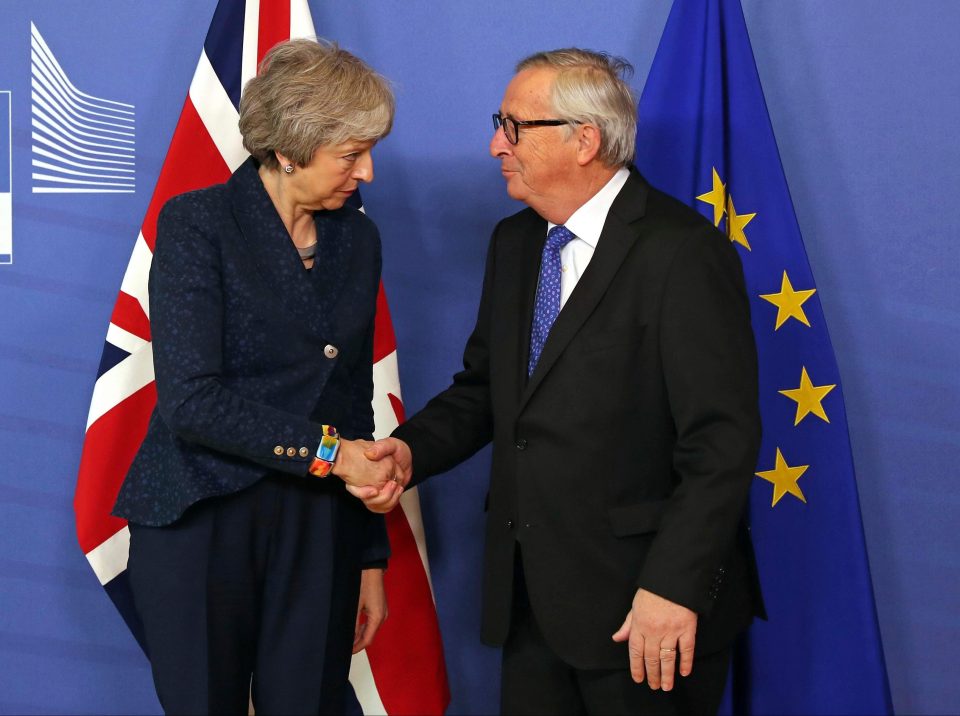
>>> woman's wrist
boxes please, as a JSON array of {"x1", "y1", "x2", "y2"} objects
[{"x1": 308, "y1": 425, "x2": 340, "y2": 477}]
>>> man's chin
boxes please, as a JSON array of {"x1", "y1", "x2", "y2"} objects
[{"x1": 503, "y1": 178, "x2": 526, "y2": 202}]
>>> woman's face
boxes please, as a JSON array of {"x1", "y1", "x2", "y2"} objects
[{"x1": 289, "y1": 139, "x2": 376, "y2": 211}]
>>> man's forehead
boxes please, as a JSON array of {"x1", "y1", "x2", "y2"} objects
[{"x1": 501, "y1": 67, "x2": 555, "y2": 116}]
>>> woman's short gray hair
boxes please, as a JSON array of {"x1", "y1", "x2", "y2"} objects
[
  {"x1": 239, "y1": 39, "x2": 395, "y2": 170},
  {"x1": 516, "y1": 49, "x2": 636, "y2": 167}
]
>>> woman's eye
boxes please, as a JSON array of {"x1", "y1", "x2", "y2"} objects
[{"x1": 343, "y1": 153, "x2": 358, "y2": 162}]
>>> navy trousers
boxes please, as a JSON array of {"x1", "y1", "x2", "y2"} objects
[{"x1": 128, "y1": 475, "x2": 363, "y2": 715}]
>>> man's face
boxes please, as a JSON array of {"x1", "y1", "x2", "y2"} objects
[{"x1": 490, "y1": 67, "x2": 578, "y2": 214}]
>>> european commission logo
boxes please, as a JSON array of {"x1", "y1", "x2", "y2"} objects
[
  {"x1": 1, "y1": 91, "x2": 11, "y2": 264},
  {"x1": 30, "y1": 22, "x2": 135, "y2": 194}
]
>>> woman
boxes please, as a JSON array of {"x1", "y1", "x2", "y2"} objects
[{"x1": 113, "y1": 39, "x2": 400, "y2": 714}]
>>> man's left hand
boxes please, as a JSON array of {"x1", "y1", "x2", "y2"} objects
[{"x1": 611, "y1": 588, "x2": 697, "y2": 691}]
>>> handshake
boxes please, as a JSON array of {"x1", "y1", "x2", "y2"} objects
[{"x1": 332, "y1": 437, "x2": 413, "y2": 513}]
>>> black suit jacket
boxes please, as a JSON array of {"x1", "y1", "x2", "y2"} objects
[
  {"x1": 114, "y1": 158, "x2": 387, "y2": 564},
  {"x1": 394, "y1": 168, "x2": 764, "y2": 669}
]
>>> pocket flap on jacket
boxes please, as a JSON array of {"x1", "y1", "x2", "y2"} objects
[{"x1": 608, "y1": 499, "x2": 668, "y2": 537}]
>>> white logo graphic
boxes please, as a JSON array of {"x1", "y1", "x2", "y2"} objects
[
  {"x1": 1, "y1": 91, "x2": 11, "y2": 264},
  {"x1": 30, "y1": 23, "x2": 135, "y2": 194}
]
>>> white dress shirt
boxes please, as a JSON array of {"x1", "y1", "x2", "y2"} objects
[{"x1": 548, "y1": 167, "x2": 630, "y2": 309}]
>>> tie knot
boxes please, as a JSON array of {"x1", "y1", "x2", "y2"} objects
[{"x1": 546, "y1": 225, "x2": 575, "y2": 251}]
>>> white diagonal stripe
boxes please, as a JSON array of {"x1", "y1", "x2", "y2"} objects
[
  {"x1": 85, "y1": 526, "x2": 130, "y2": 586},
  {"x1": 371, "y1": 350, "x2": 402, "y2": 439},
  {"x1": 291, "y1": 0, "x2": 315, "y2": 39},
  {"x1": 119, "y1": 233, "x2": 153, "y2": 319},
  {"x1": 189, "y1": 50, "x2": 247, "y2": 172},
  {"x1": 106, "y1": 323, "x2": 148, "y2": 355},
  {"x1": 349, "y1": 649, "x2": 387, "y2": 715},
  {"x1": 86, "y1": 343, "x2": 155, "y2": 430},
  {"x1": 241, "y1": 0, "x2": 260, "y2": 90}
]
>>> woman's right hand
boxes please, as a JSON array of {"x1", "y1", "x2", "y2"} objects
[{"x1": 332, "y1": 438, "x2": 396, "y2": 490}]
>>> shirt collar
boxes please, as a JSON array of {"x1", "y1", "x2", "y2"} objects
[{"x1": 548, "y1": 167, "x2": 630, "y2": 247}]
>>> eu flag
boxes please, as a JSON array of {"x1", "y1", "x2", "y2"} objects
[{"x1": 635, "y1": 1, "x2": 892, "y2": 713}]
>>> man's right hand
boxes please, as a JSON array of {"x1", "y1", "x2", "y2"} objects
[{"x1": 344, "y1": 438, "x2": 413, "y2": 513}]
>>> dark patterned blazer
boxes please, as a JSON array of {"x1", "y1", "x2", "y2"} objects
[
  {"x1": 394, "y1": 168, "x2": 764, "y2": 668},
  {"x1": 114, "y1": 158, "x2": 387, "y2": 561}
]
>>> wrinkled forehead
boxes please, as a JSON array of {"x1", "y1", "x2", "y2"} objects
[{"x1": 500, "y1": 67, "x2": 557, "y2": 118}]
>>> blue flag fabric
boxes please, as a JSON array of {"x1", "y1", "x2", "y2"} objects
[{"x1": 635, "y1": 1, "x2": 892, "y2": 713}]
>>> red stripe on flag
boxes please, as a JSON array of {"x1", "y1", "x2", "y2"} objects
[
  {"x1": 373, "y1": 282, "x2": 399, "y2": 364},
  {"x1": 367, "y1": 509, "x2": 450, "y2": 715},
  {"x1": 388, "y1": 392, "x2": 405, "y2": 424},
  {"x1": 141, "y1": 99, "x2": 231, "y2": 249},
  {"x1": 110, "y1": 291, "x2": 151, "y2": 343},
  {"x1": 258, "y1": 1, "x2": 291, "y2": 64},
  {"x1": 74, "y1": 382, "x2": 157, "y2": 553}
]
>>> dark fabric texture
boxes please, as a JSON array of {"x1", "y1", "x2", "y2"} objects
[
  {"x1": 114, "y1": 157, "x2": 389, "y2": 711},
  {"x1": 128, "y1": 475, "x2": 365, "y2": 715},
  {"x1": 501, "y1": 550, "x2": 731, "y2": 715},
  {"x1": 394, "y1": 168, "x2": 764, "y2": 670},
  {"x1": 113, "y1": 157, "x2": 386, "y2": 565}
]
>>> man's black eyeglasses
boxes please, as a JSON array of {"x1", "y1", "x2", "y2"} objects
[{"x1": 492, "y1": 113, "x2": 578, "y2": 145}]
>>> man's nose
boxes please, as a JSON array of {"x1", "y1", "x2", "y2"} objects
[{"x1": 490, "y1": 126, "x2": 511, "y2": 157}]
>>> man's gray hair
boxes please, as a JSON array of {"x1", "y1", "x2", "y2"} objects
[
  {"x1": 517, "y1": 48, "x2": 636, "y2": 167},
  {"x1": 239, "y1": 39, "x2": 394, "y2": 170}
]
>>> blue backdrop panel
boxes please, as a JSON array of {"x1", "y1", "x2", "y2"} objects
[{"x1": 0, "y1": 2, "x2": 957, "y2": 714}]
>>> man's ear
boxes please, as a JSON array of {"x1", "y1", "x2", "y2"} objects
[{"x1": 575, "y1": 124, "x2": 602, "y2": 166}]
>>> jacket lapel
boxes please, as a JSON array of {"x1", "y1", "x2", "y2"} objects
[
  {"x1": 228, "y1": 158, "x2": 340, "y2": 339},
  {"x1": 518, "y1": 169, "x2": 649, "y2": 412}
]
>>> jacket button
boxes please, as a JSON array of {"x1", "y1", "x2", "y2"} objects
[
  {"x1": 506, "y1": 520, "x2": 514, "y2": 529},
  {"x1": 515, "y1": 439, "x2": 527, "y2": 450},
  {"x1": 273, "y1": 445, "x2": 284, "y2": 456},
  {"x1": 324, "y1": 344, "x2": 339, "y2": 359},
  {"x1": 298, "y1": 447, "x2": 309, "y2": 458},
  {"x1": 286, "y1": 447, "x2": 296, "y2": 457}
]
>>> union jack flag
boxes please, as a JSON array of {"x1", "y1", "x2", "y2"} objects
[{"x1": 73, "y1": 1, "x2": 449, "y2": 713}]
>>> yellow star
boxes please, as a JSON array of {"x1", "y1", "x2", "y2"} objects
[
  {"x1": 759, "y1": 271, "x2": 817, "y2": 330},
  {"x1": 726, "y1": 194, "x2": 756, "y2": 251},
  {"x1": 755, "y1": 448, "x2": 809, "y2": 507},
  {"x1": 696, "y1": 167, "x2": 726, "y2": 227},
  {"x1": 779, "y1": 366, "x2": 836, "y2": 425}
]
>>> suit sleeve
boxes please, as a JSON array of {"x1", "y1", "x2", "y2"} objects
[
  {"x1": 637, "y1": 227, "x2": 761, "y2": 614},
  {"x1": 392, "y1": 225, "x2": 501, "y2": 483},
  {"x1": 149, "y1": 197, "x2": 329, "y2": 475}
]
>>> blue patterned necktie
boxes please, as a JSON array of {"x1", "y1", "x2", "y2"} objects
[{"x1": 528, "y1": 225, "x2": 576, "y2": 376}]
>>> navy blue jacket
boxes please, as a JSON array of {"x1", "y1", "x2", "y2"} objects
[{"x1": 114, "y1": 158, "x2": 387, "y2": 562}]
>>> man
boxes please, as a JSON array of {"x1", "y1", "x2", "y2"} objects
[{"x1": 359, "y1": 49, "x2": 764, "y2": 715}]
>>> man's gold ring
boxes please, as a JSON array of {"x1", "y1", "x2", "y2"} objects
[{"x1": 660, "y1": 647, "x2": 676, "y2": 653}]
